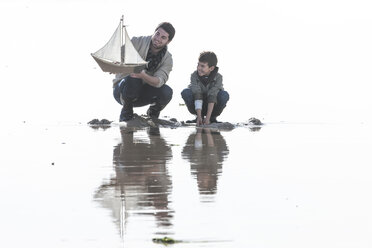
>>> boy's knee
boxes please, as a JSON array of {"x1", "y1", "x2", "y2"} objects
[
  {"x1": 181, "y1": 88, "x2": 193, "y2": 100},
  {"x1": 218, "y1": 91, "x2": 230, "y2": 103}
]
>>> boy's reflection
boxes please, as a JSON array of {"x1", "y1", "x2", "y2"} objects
[
  {"x1": 182, "y1": 128, "x2": 229, "y2": 198},
  {"x1": 95, "y1": 127, "x2": 173, "y2": 233}
]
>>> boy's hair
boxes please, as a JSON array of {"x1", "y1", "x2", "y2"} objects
[
  {"x1": 155, "y1": 22, "x2": 176, "y2": 41},
  {"x1": 199, "y1": 51, "x2": 218, "y2": 67}
]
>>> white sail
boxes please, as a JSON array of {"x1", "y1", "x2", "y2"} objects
[
  {"x1": 124, "y1": 27, "x2": 147, "y2": 65},
  {"x1": 92, "y1": 22, "x2": 122, "y2": 63},
  {"x1": 91, "y1": 16, "x2": 147, "y2": 75}
]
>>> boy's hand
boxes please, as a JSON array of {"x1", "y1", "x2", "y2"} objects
[
  {"x1": 203, "y1": 118, "x2": 210, "y2": 125},
  {"x1": 196, "y1": 116, "x2": 203, "y2": 126}
]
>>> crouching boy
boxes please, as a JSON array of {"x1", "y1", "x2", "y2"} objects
[{"x1": 181, "y1": 51, "x2": 229, "y2": 126}]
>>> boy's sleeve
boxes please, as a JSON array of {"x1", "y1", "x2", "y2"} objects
[
  {"x1": 189, "y1": 72, "x2": 203, "y2": 100},
  {"x1": 207, "y1": 74, "x2": 223, "y2": 103}
]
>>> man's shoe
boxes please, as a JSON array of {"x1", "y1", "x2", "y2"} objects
[
  {"x1": 147, "y1": 106, "x2": 160, "y2": 119},
  {"x1": 120, "y1": 108, "x2": 133, "y2": 122},
  {"x1": 120, "y1": 99, "x2": 134, "y2": 122}
]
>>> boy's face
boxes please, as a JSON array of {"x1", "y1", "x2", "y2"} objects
[{"x1": 197, "y1": 62, "x2": 215, "y2": 77}]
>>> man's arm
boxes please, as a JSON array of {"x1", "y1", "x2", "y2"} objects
[
  {"x1": 130, "y1": 52, "x2": 173, "y2": 88},
  {"x1": 130, "y1": 70, "x2": 161, "y2": 87}
]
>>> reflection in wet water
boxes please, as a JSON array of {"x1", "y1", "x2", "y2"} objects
[
  {"x1": 94, "y1": 127, "x2": 173, "y2": 239},
  {"x1": 182, "y1": 128, "x2": 229, "y2": 201},
  {"x1": 4, "y1": 123, "x2": 371, "y2": 247}
]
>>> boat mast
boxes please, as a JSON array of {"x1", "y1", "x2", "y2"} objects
[{"x1": 121, "y1": 15, "x2": 124, "y2": 64}]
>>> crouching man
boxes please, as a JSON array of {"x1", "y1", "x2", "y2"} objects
[{"x1": 113, "y1": 22, "x2": 176, "y2": 121}]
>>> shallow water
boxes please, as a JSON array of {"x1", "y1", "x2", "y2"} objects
[
  {"x1": 1, "y1": 0, "x2": 372, "y2": 246},
  {"x1": 1, "y1": 122, "x2": 372, "y2": 247}
]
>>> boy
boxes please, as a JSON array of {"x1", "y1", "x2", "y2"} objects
[{"x1": 181, "y1": 51, "x2": 229, "y2": 126}]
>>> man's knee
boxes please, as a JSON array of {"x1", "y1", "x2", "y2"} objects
[
  {"x1": 160, "y1": 85, "x2": 173, "y2": 102},
  {"x1": 113, "y1": 83, "x2": 122, "y2": 104},
  {"x1": 122, "y1": 77, "x2": 143, "y2": 99},
  {"x1": 165, "y1": 85, "x2": 173, "y2": 99}
]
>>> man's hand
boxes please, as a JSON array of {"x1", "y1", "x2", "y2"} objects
[
  {"x1": 130, "y1": 70, "x2": 146, "y2": 79},
  {"x1": 131, "y1": 70, "x2": 161, "y2": 87}
]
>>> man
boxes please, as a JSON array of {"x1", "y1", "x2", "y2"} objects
[{"x1": 113, "y1": 22, "x2": 175, "y2": 121}]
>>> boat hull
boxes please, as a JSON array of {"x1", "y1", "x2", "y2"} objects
[{"x1": 91, "y1": 54, "x2": 146, "y2": 75}]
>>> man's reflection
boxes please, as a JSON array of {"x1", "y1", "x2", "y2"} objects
[
  {"x1": 95, "y1": 127, "x2": 173, "y2": 235},
  {"x1": 181, "y1": 128, "x2": 229, "y2": 198}
]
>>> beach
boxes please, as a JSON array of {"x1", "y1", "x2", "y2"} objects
[
  {"x1": 1, "y1": 0, "x2": 372, "y2": 247},
  {"x1": 1, "y1": 121, "x2": 372, "y2": 247}
]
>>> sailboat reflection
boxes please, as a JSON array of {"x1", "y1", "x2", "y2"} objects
[
  {"x1": 182, "y1": 128, "x2": 229, "y2": 201},
  {"x1": 95, "y1": 127, "x2": 173, "y2": 237}
]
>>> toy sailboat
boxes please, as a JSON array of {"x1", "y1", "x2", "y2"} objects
[{"x1": 91, "y1": 16, "x2": 147, "y2": 75}]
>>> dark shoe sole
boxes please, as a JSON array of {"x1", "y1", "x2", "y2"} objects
[
  {"x1": 147, "y1": 108, "x2": 160, "y2": 119},
  {"x1": 186, "y1": 119, "x2": 197, "y2": 123},
  {"x1": 120, "y1": 114, "x2": 133, "y2": 122}
]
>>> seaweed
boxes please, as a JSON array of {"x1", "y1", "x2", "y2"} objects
[{"x1": 152, "y1": 237, "x2": 176, "y2": 244}]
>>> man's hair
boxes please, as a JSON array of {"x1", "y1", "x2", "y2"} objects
[
  {"x1": 155, "y1": 22, "x2": 176, "y2": 41},
  {"x1": 199, "y1": 51, "x2": 218, "y2": 67}
]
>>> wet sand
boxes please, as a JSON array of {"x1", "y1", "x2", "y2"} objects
[
  {"x1": 2, "y1": 1, "x2": 372, "y2": 247},
  {"x1": 1, "y1": 121, "x2": 372, "y2": 247}
]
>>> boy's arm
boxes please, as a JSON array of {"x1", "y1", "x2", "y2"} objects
[
  {"x1": 196, "y1": 108, "x2": 203, "y2": 126},
  {"x1": 195, "y1": 99, "x2": 203, "y2": 126},
  {"x1": 190, "y1": 72, "x2": 204, "y2": 126},
  {"x1": 190, "y1": 72, "x2": 203, "y2": 99},
  {"x1": 207, "y1": 74, "x2": 223, "y2": 103},
  {"x1": 204, "y1": 102, "x2": 215, "y2": 125}
]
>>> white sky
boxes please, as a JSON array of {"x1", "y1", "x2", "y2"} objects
[{"x1": 1, "y1": 0, "x2": 372, "y2": 124}]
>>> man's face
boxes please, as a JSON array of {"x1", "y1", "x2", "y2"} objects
[
  {"x1": 151, "y1": 28, "x2": 170, "y2": 49},
  {"x1": 197, "y1": 62, "x2": 214, "y2": 77}
]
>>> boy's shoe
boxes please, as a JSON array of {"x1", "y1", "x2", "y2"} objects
[
  {"x1": 147, "y1": 106, "x2": 160, "y2": 119},
  {"x1": 210, "y1": 117, "x2": 221, "y2": 123},
  {"x1": 120, "y1": 107, "x2": 133, "y2": 122},
  {"x1": 186, "y1": 118, "x2": 197, "y2": 123}
]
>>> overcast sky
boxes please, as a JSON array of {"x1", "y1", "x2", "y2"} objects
[{"x1": 1, "y1": 0, "x2": 371, "y2": 124}]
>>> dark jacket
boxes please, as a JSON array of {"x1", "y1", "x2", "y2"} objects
[
  {"x1": 114, "y1": 36, "x2": 173, "y2": 88},
  {"x1": 189, "y1": 68, "x2": 223, "y2": 103}
]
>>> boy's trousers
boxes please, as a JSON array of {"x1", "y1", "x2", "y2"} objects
[{"x1": 181, "y1": 88, "x2": 229, "y2": 117}]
